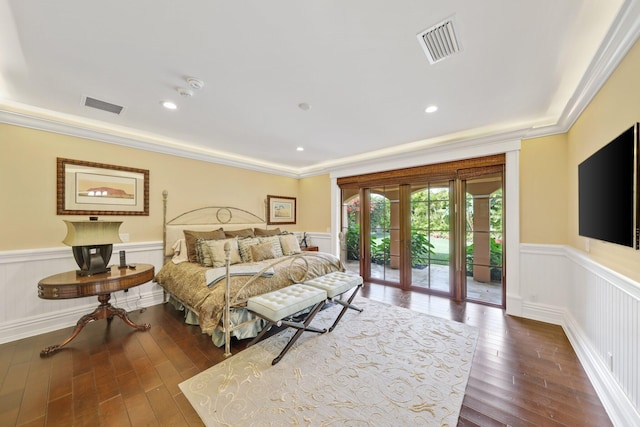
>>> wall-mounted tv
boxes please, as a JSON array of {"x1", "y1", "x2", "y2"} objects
[{"x1": 578, "y1": 123, "x2": 639, "y2": 249}]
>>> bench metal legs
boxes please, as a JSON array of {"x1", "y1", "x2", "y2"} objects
[
  {"x1": 247, "y1": 281, "x2": 363, "y2": 364},
  {"x1": 248, "y1": 300, "x2": 327, "y2": 365},
  {"x1": 327, "y1": 283, "x2": 363, "y2": 332}
]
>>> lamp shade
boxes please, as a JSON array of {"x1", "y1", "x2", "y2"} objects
[
  {"x1": 63, "y1": 220, "x2": 123, "y2": 276},
  {"x1": 62, "y1": 220, "x2": 123, "y2": 246}
]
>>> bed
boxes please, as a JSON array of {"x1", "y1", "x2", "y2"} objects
[{"x1": 153, "y1": 191, "x2": 344, "y2": 356}]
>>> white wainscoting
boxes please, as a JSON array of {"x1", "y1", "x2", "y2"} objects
[
  {"x1": 0, "y1": 242, "x2": 165, "y2": 345},
  {"x1": 0, "y1": 234, "x2": 334, "y2": 345},
  {"x1": 300, "y1": 232, "x2": 332, "y2": 254},
  {"x1": 2, "y1": 239, "x2": 637, "y2": 425},
  {"x1": 520, "y1": 244, "x2": 640, "y2": 427}
]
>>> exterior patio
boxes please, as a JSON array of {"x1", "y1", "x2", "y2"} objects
[{"x1": 345, "y1": 261, "x2": 503, "y2": 305}]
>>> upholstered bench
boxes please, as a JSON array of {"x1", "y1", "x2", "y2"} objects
[
  {"x1": 304, "y1": 271, "x2": 363, "y2": 332},
  {"x1": 247, "y1": 284, "x2": 328, "y2": 365}
]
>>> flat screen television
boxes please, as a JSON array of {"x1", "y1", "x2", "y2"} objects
[{"x1": 578, "y1": 123, "x2": 639, "y2": 249}]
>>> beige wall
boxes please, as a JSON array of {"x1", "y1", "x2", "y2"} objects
[
  {"x1": 520, "y1": 37, "x2": 640, "y2": 281},
  {"x1": 298, "y1": 174, "x2": 332, "y2": 233},
  {"x1": 0, "y1": 124, "x2": 331, "y2": 251},
  {"x1": 565, "y1": 37, "x2": 640, "y2": 281},
  {"x1": 519, "y1": 134, "x2": 569, "y2": 244},
  {"x1": 4, "y1": 36, "x2": 640, "y2": 281}
]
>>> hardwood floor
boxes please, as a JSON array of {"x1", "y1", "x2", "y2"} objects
[{"x1": 0, "y1": 283, "x2": 612, "y2": 426}]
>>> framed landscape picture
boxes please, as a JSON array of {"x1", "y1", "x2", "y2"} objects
[
  {"x1": 267, "y1": 195, "x2": 296, "y2": 225},
  {"x1": 57, "y1": 158, "x2": 149, "y2": 216}
]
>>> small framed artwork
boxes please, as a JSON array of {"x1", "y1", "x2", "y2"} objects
[
  {"x1": 267, "y1": 195, "x2": 296, "y2": 225},
  {"x1": 57, "y1": 158, "x2": 149, "y2": 216}
]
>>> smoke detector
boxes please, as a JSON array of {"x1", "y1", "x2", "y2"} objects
[
  {"x1": 417, "y1": 17, "x2": 462, "y2": 64},
  {"x1": 186, "y1": 77, "x2": 204, "y2": 90}
]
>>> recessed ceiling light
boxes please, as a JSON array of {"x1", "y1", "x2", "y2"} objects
[
  {"x1": 162, "y1": 101, "x2": 177, "y2": 110},
  {"x1": 296, "y1": 147, "x2": 304, "y2": 152},
  {"x1": 425, "y1": 105, "x2": 438, "y2": 113}
]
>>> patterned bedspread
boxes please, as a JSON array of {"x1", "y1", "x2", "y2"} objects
[{"x1": 154, "y1": 252, "x2": 344, "y2": 335}]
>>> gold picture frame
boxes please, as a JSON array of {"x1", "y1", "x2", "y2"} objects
[
  {"x1": 266, "y1": 195, "x2": 296, "y2": 225},
  {"x1": 57, "y1": 158, "x2": 149, "y2": 216}
]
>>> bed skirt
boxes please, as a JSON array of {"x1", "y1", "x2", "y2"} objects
[{"x1": 167, "y1": 296, "x2": 267, "y2": 347}]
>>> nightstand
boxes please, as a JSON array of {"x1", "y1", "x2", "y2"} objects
[{"x1": 37, "y1": 264, "x2": 154, "y2": 356}]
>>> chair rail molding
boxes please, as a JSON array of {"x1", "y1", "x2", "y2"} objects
[
  {"x1": 1, "y1": 239, "x2": 638, "y2": 425},
  {"x1": 0, "y1": 241, "x2": 165, "y2": 344}
]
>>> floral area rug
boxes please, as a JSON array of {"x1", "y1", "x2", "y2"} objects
[{"x1": 180, "y1": 296, "x2": 478, "y2": 426}]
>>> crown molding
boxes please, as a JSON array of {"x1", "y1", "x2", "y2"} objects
[
  {"x1": 526, "y1": 0, "x2": 640, "y2": 140},
  {"x1": 0, "y1": 108, "x2": 302, "y2": 178}
]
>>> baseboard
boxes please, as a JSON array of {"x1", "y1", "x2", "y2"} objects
[
  {"x1": 519, "y1": 298, "x2": 640, "y2": 426},
  {"x1": 505, "y1": 293, "x2": 523, "y2": 317},
  {"x1": 0, "y1": 241, "x2": 165, "y2": 345},
  {"x1": 563, "y1": 311, "x2": 640, "y2": 426},
  {"x1": 0, "y1": 289, "x2": 165, "y2": 344},
  {"x1": 520, "y1": 243, "x2": 640, "y2": 426},
  {"x1": 2, "y1": 240, "x2": 638, "y2": 425},
  {"x1": 520, "y1": 300, "x2": 565, "y2": 325}
]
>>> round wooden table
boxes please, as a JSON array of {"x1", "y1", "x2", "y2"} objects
[{"x1": 38, "y1": 264, "x2": 154, "y2": 356}]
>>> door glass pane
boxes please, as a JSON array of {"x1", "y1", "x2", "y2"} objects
[
  {"x1": 369, "y1": 186, "x2": 400, "y2": 284},
  {"x1": 410, "y1": 182, "x2": 451, "y2": 294},
  {"x1": 341, "y1": 189, "x2": 360, "y2": 275},
  {"x1": 465, "y1": 174, "x2": 504, "y2": 305}
]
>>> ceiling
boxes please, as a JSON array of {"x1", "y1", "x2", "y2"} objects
[{"x1": 1, "y1": 1, "x2": 639, "y2": 176}]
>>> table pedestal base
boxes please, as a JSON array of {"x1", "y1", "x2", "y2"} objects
[{"x1": 40, "y1": 293, "x2": 150, "y2": 357}]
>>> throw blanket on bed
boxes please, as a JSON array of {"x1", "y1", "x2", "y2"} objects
[{"x1": 206, "y1": 264, "x2": 275, "y2": 287}]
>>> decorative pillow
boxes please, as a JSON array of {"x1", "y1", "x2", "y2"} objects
[
  {"x1": 280, "y1": 233, "x2": 301, "y2": 255},
  {"x1": 195, "y1": 238, "x2": 210, "y2": 266},
  {"x1": 254, "y1": 227, "x2": 281, "y2": 236},
  {"x1": 250, "y1": 242, "x2": 276, "y2": 262},
  {"x1": 237, "y1": 237, "x2": 261, "y2": 262},
  {"x1": 224, "y1": 228, "x2": 255, "y2": 239},
  {"x1": 184, "y1": 228, "x2": 225, "y2": 262},
  {"x1": 258, "y1": 235, "x2": 284, "y2": 258},
  {"x1": 195, "y1": 238, "x2": 218, "y2": 266},
  {"x1": 204, "y1": 238, "x2": 242, "y2": 268}
]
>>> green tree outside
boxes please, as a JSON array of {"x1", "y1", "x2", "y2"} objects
[{"x1": 344, "y1": 186, "x2": 503, "y2": 278}]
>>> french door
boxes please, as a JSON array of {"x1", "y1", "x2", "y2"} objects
[
  {"x1": 339, "y1": 161, "x2": 504, "y2": 306},
  {"x1": 463, "y1": 172, "x2": 504, "y2": 305}
]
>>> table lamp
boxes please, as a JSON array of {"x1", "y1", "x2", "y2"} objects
[{"x1": 63, "y1": 219, "x2": 122, "y2": 276}]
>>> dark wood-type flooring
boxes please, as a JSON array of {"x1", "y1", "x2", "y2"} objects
[{"x1": 0, "y1": 283, "x2": 612, "y2": 426}]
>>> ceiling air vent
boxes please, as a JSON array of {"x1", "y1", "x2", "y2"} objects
[
  {"x1": 83, "y1": 96, "x2": 125, "y2": 115},
  {"x1": 417, "y1": 18, "x2": 461, "y2": 64}
]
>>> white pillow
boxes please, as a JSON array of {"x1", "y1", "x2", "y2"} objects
[
  {"x1": 204, "y1": 238, "x2": 242, "y2": 268},
  {"x1": 279, "y1": 234, "x2": 301, "y2": 255}
]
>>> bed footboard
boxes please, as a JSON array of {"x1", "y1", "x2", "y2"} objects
[{"x1": 219, "y1": 242, "x2": 343, "y2": 356}]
